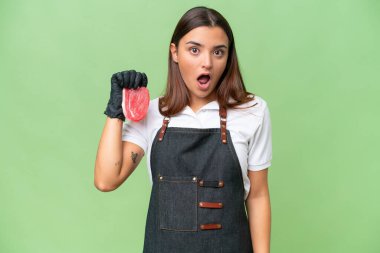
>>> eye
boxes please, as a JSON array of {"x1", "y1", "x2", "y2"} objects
[
  {"x1": 190, "y1": 47, "x2": 199, "y2": 54},
  {"x1": 214, "y1": 49, "x2": 225, "y2": 56}
]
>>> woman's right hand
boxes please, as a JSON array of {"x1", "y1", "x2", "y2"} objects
[
  {"x1": 104, "y1": 70, "x2": 148, "y2": 121},
  {"x1": 96, "y1": 70, "x2": 147, "y2": 192}
]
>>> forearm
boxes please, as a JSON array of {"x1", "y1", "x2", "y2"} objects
[
  {"x1": 245, "y1": 193, "x2": 271, "y2": 253},
  {"x1": 94, "y1": 117, "x2": 124, "y2": 189}
]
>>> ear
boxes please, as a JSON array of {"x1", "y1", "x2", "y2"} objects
[{"x1": 170, "y1": 43, "x2": 178, "y2": 63}]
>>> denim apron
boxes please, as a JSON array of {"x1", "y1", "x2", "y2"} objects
[{"x1": 143, "y1": 105, "x2": 253, "y2": 253}]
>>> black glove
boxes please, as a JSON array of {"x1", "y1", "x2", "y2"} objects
[{"x1": 104, "y1": 70, "x2": 148, "y2": 121}]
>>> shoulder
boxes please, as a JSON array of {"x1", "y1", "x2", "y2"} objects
[
  {"x1": 230, "y1": 95, "x2": 269, "y2": 118},
  {"x1": 146, "y1": 97, "x2": 161, "y2": 115},
  {"x1": 142, "y1": 96, "x2": 164, "y2": 124}
]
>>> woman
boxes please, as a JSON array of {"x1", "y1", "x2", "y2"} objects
[{"x1": 95, "y1": 6, "x2": 272, "y2": 253}]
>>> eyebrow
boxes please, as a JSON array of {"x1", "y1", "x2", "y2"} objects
[{"x1": 185, "y1": 41, "x2": 228, "y2": 49}]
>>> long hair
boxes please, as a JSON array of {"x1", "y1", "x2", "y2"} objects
[{"x1": 159, "y1": 6, "x2": 256, "y2": 116}]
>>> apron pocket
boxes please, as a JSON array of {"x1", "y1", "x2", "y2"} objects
[{"x1": 158, "y1": 175, "x2": 198, "y2": 231}]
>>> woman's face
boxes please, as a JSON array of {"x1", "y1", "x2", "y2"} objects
[{"x1": 170, "y1": 26, "x2": 229, "y2": 108}]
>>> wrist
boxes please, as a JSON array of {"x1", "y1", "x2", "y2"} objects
[
  {"x1": 103, "y1": 110, "x2": 125, "y2": 122},
  {"x1": 105, "y1": 115, "x2": 125, "y2": 122},
  {"x1": 104, "y1": 103, "x2": 125, "y2": 121}
]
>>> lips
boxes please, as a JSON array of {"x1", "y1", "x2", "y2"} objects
[
  {"x1": 197, "y1": 73, "x2": 211, "y2": 84},
  {"x1": 196, "y1": 73, "x2": 211, "y2": 91}
]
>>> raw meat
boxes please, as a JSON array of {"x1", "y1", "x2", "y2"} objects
[{"x1": 122, "y1": 87, "x2": 150, "y2": 122}]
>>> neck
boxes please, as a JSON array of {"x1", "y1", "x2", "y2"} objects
[{"x1": 188, "y1": 92, "x2": 217, "y2": 113}]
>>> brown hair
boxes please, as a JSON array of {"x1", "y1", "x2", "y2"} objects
[{"x1": 159, "y1": 6, "x2": 256, "y2": 116}]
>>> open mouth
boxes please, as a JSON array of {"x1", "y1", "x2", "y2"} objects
[{"x1": 197, "y1": 74, "x2": 211, "y2": 90}]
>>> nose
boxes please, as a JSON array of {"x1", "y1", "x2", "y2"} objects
[{"x1": 202, "y1": 53, "x2": 212, "y2": 69}]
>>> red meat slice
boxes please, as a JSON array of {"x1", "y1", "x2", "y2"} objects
[{"x1": 122, "y1": 87, "x2": 150, "y2": 122}]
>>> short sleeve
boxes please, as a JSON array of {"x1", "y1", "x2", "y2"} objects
[
  {"x1": 247, "y1": 102, "x2": 272, "y2": 171},
  {"x1": 121, "y1": 118, "x2": 148, "y2": 154}
]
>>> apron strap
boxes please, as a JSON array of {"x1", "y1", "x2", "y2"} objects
[
  {"x1": 219, "y1": 106, "x2": 227, "y2": 144},
  {"x1": 158, "y1": 105, "x2": 228, "y2": 144},
  {"x1": 158, "y1": 116, "x2": 170, "y2": 142}
]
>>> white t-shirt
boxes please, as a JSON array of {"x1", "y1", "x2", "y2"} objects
[{"x1": 122, "y1": 95, "x2": 272, "y2": 200}]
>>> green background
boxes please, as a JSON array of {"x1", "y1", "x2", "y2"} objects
[{"x1": 1, "y1": 0, "x2": 379, "y2": 252}]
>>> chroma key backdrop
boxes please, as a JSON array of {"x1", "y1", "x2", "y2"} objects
[{"x1": 1, "y1": 0, "x2": 379, "y2": 252}]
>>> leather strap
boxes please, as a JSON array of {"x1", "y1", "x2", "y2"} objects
[
  {"x1": 219, "y1": 106, "x2": 227, "y2": 144},
  {"x1": 198, "y1": 180, "x2": 224, "y2": 188},
  {"x1": 199, "y1": 202, "x2": 223, "y2": 208},
  {"x1": 200, "y1": 224, "x2": 222, "y2": 230},
  {"x1": 158, "y1": 117, "x2": 170, "y2": 142}
]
